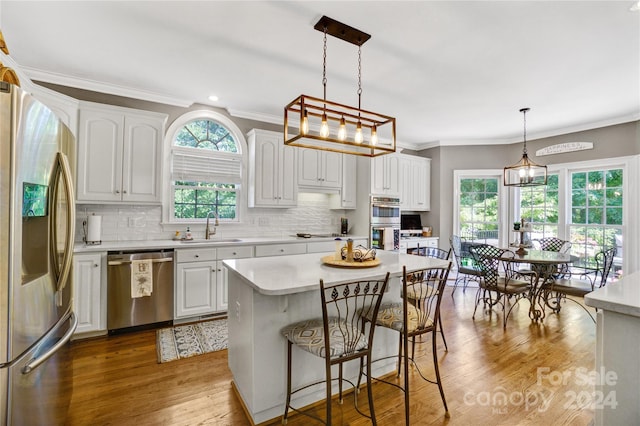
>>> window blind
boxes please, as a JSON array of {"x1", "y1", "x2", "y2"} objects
[{"x1": 171, "y1": 147, "x2": 242, "y2": 184}]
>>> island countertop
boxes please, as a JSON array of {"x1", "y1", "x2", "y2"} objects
[
  {"x1": 223, "y1": 250, "x2": 450, "y2": 296},
  {"x1": 585, "y1": 270, "x2": 640, "y2": 318}
]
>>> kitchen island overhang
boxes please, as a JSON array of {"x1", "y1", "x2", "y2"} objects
[{"x1": 223, "y1": 250, "x2": 450, "y2": 424}]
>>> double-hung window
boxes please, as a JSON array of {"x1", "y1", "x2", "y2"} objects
[
  {"x1": 569, "y1": 168, "x2": 623, "y2": 270},
  {"x1": 519, "y1": 174, "x2": 560, "y2": 239},
  {"x1": 170, "y1": 118, "x2": 242, "y2": 222}
]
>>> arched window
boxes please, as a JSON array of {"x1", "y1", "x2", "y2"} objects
[{"x1": 169, "y1": 114, "x2": 244, "y2": 222}]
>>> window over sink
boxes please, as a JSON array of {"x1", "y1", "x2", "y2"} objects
[{"x1": 165, "y1": 110, "x2": 246, "y2": 223}]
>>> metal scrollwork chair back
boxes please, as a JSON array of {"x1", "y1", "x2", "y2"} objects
[
  {"x1": 281, "y1": 273, "x2": 390, "y2": 425},
  {"x1": 469, "y1": 244, "x2": 537, "y2": 329}
]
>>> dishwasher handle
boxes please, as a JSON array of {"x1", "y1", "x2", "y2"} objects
[{"x1": 107, "y1": 257, "x2": 173, "y2": 266}]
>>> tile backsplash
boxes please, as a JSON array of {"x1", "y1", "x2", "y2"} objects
[{"x1": 75, "y1": 193, "x2": 349, "y2": 243}]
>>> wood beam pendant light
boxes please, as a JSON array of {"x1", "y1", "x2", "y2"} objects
[
  {"x1": 284, "y1": 16, "x2": 396, "y2": 157},
  {"x1": 503, "y1": 108, "x2": 547, "y2": 187}
]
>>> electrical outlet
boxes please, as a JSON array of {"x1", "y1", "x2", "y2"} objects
[
  {"x1": 258, "y1": 217, "x2": 269, "y2": 226},
  {"x1": 235, "y1": 301, "x2": 241, "y2": 321}
]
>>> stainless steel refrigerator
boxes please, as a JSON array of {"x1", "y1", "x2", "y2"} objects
[{"x1": 0, "y1": 82, "x2": 77, "y2": 425}]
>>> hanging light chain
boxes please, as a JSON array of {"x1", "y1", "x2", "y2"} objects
[
  {"x1": 521, "y1": 108, "x2": 530, "y2": 155},
  {"x1": 357, "y1": 44, "x2": 362, "y2": 110},
  {"x1": 322, "y1": 27, "x2": 327, "y2": 101}
]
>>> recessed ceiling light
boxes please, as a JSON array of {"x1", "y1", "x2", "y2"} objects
[
  {"x1": 208, "y1": 95, "x2": 219, "y2": 102},
  {"x1": 631, "y1": 1, "x2": 640, "y2": 11}
]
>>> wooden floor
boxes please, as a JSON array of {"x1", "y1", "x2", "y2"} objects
[{"x1": 66, "y1": 285, "x2": 597, "y2": 426}]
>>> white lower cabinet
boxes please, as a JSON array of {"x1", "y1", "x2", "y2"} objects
[
  {"x1": 72, "y1": 252, "x2": 105, "y2": 336},
  {"x1": 175, "y1": 248, "x2": 217, "y2": 318},
  {"x1": 215, "y1": 246, "x2": 254, "y2": 312},
  {"x1": 176, "y1": 246, "x2": 254, "y2": 318}
]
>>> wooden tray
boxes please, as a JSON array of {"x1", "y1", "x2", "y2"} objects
[{"x1": 321, "y1": 255, "x2": 381, "y2": 268}]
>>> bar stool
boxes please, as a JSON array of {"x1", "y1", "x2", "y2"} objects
[
  {"x1": 407, "y1": 246, "x2": 451, "y2": 351},
  {"x1": 359, "y1": 264, "x2": 452, "y2": 425},
  {"x1": 280, "y1": 272, "x2": 390, "y2": 425}
]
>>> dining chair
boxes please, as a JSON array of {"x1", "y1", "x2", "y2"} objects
[
  {"x1": 449, "y1": 235, "x2": 482, "y2": 296},
  {"x1": 469, "y1": 244, "x2": 538, "y2": 329},
  {"x1": 407, "y1": 246, "x2": 450, "y2": 351},
  {"x1": 359, "y1": 263, "x2": 452, "y2": 425},
  {"x1": 542, "y1": 247, "x2": 616, "y2": 322},
  {"x1": 280, "y1": 272, "x2": 390, "y2": 425},
  {"x1": 533, "y1": 237, "x2": 572, "y2": 279}
]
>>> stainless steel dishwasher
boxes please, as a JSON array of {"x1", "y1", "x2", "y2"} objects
[{"x1": 107, "y1": 250, "x2": 174, "y2": 333}]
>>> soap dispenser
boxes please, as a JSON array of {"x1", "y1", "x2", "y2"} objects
[{"x1": 185, "y1": 227, "x2": 192, "y2": 240}]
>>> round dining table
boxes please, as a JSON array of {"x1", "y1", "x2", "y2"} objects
[{"x1": 502, "y1": 249, "x2": 572, "y2": 322}]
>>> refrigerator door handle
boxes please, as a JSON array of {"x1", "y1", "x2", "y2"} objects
[
  {"x1": 21, "y1": 312, "x2": 77, "y2": 375},
  {"x1": 50, "y1": 152, "x2": 76, "y2": 293}
]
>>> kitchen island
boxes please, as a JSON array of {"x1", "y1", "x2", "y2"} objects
[
  {"x1": 223, "y1": 250, "x2": 450, "y2": 424},
  {"x1": 585, "y1": 271, "x2": 640, "y2": 426}
]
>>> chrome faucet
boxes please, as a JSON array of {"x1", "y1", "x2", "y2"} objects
[{"x1": 205, "y1": 211, "x2": 219, "y2": 239}]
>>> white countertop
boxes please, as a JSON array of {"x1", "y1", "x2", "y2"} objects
[
  {"x1": 585, "y1": 271, "x2": 640, "y2": 318},
  {"x1": 223, "y1": 250, "x2": 451, "y2": 296},
  {"x1": 74, "y1": 235, "x2": 367, "y2": 253}
]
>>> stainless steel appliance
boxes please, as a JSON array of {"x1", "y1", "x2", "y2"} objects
[
  {"x1": 107, "y1": 251, "x2": 174, "y2": 332},
  {"x1": 0, "y1": 82, "x2": 77, "y2": 425},
  {"x1": 370, "y1": 196, "x2": 401, "y2": 250}
]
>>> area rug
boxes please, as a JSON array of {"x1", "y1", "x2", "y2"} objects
[{"x1": 156, "y1": 318, "x2": 227, "y2": 363}]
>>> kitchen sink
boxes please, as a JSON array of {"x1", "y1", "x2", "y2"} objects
[{"x1": 180, "y1": 238, "x2": 243, "y2": 244}]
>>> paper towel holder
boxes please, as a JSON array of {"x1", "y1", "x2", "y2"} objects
[{"x1": 83, "y1": 214, "x2": 102, "y2": 245}]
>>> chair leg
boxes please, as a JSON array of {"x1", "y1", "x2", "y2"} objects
[
  {"x1": 366, "y1": 354, "x2": 377, "y2": 426},
  {"x1": 403, "y1": 332, "x2": 410, "y2": 426},
  {"x1": 338, "y1": 363, "x2": 344, "y2": 404},
  {"x1": 431, "y1": 329, "x2": 449, "y2": 417},
  {"x1": 283, "y1": 341, "x2": 293, "y2": 424},
  {"x1": 325, "y1": 358, "x2": 332, "y2": 425},
  {"x1": 397, "y1": 332, "x2": 403, "y2": 377},
  {"x1": 472, "y1": 287, "x2": 482, "y2": 320},
  {"x1": 438, "y1": 312, "x2": 448, "y2": 352}
]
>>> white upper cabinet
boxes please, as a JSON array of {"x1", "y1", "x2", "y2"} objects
[
  {"x1": 399, "y1": 154, "x2": 431, "y2": 211},
  {"x1": 247, "y1": 129, "x2": 298, "y2": 207},
  {"x1": 297, "y1": 148, "x2": 342, "y2": 189},
  {"x1": 76, "y1": 102, "x2": 167, "y2": 203},
  {"x1": 371, "y1": 154, "x2": 400, "y2": 196},
  {"x1": 330, "y1": 154, "x2": 357, "y2": 209}
]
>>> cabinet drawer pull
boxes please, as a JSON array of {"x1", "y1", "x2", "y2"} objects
[{"x1": 195, "y1": 254, "x2": 200, "y2": 258}]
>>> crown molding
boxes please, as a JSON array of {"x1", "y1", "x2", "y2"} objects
[
  {"x1": 226, "y1": 108, "x2": 283, "y2": 126},
  {"x1": 21, "y1": 66, "x2": 194, "y2": 107}
]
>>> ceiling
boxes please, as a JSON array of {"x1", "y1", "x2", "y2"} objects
[{"x1": 1, "y1": 1, "x2": 639, "y2": 150}]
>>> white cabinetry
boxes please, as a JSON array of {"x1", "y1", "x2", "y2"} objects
[
  {"x1": 248, "y1": 129, "x2": 298, "y2": 207},
  {"x1": 400, "y1": 154, "x2": 431, "y2": 211},
  {"x1": 215, "y1": 246, "x2": 254, "y2": 312},
  {"x1": 297, "y1": 148, "x2": 342, "y2": 189},
  {"x1": 255, "y1": 243, "x2": 307, "y2": 257},
  {"x1": 330, "y1": 154, "x2": 357, "y2": 209},
  {"x1": 371, "y1": 154, "x2": 400, "y2": 196},
  {"x1": 72, "y1": 252, "x2": 105, "y2": 336},
  {"x1": 175, "y1": 248, "x2": 217, "y2": 318},
  {"x1": 76, "y1": 102, "x2": 167, "y2": 203}
]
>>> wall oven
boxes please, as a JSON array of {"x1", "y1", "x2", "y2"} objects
[{"x1": 370, "y1": 196, "x2": 401, "y2": 250}]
